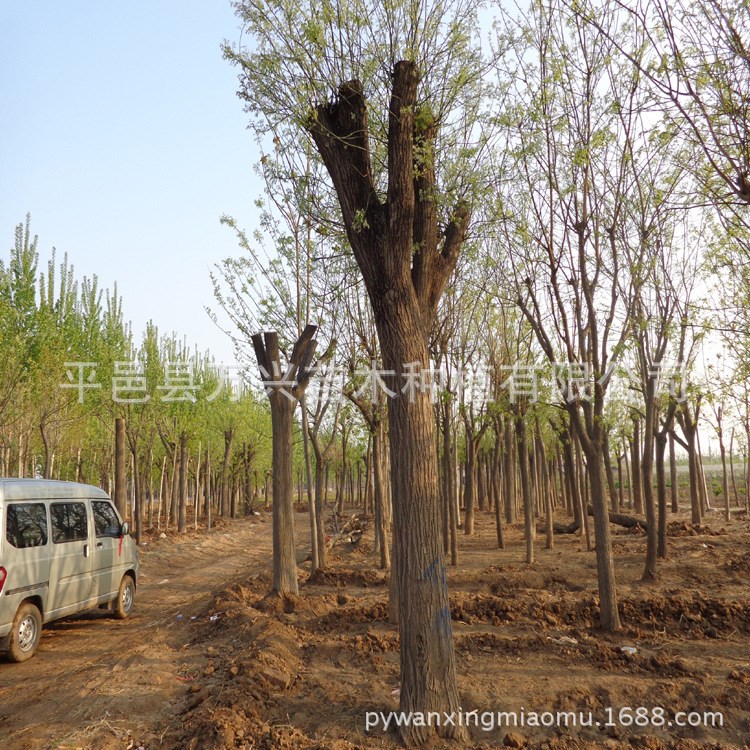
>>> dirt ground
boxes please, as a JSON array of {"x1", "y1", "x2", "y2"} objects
[
  {"x1": 1, "y1": 505, "x2": 749, "y2": 750},
  {"x1": 0, "y1": 513, "x2": 286, "y2": 749}
]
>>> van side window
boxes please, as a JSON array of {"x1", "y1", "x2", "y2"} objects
[
  {"x1": 50, "y1": 502, "x2": 88, "y2": 543},
  {"x1": 6, "y1": 504, "x2": 48, "y2": 548},
  {"x1": 92, "y1": 501, "x2": 121, "y2": 538}
]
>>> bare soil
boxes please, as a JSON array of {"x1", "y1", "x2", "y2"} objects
[{"x1": 2, "y1": 506, "x2": 749, "y2": 750}]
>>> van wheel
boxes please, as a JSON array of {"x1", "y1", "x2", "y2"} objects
[
  {"x1": 114, "y1": 574, "x2": 135, "y2": 620},
  {"x1": 7, "y1": 602, "x2": 42, "y2": 662}
]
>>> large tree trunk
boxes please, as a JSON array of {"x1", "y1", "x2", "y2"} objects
[
  {"x1": 585, "y1": 505, "x2": 648, "y2": 529},
  {"x1": 379, "y1": 327, "x2": 462, "y2": 740}
]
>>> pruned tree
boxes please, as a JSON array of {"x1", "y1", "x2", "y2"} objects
[
  {"x1": 251, "y1": 325, "x2": 318, "y2": 595},
  {"x1": 225, "y1": 0, "x2": 500, "y2": 739},
  {"x1": 304, "y1": 63, "x2": 472, "y2": 738}
]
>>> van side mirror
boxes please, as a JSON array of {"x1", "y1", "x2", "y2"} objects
[{"x1": 121, "y1": 522, "x2": 130, "y2": 537}]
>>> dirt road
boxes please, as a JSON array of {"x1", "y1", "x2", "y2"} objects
[{"x1": 0, "y1": 514, "x2": 293, "y2": 750}]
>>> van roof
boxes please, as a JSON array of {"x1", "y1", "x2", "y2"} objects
[{"x1": 0, "y1": 479, "x2": 110, "y2": 503}]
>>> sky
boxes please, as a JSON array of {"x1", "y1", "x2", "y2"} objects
[{"x1": 0, "y1": 0, "x2": 262, "y2": 364}]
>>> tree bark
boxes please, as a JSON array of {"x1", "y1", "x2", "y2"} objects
[
  {"x1": 717, "y1": 408, "x2": 730, "y2": 521},
  {"x1": 655, "y1": 433, "x2": 668, "y2": 559},
  {"x1": 573, "y1": 435, "x2": 591, "y2": 550},
  {"x1": 178, "y1": 431, "x2": 188, "y2": 533},
  {"x1": 40, "y1": 420, "x2": 52, "y2": 479},
  {"x1": 270, "y1": 395, "x2": 299, "y2": 594},
  {"x1": 602, "y1": 428, "x2": 619, "y2": 513},
  {"x1": 206, "y1": 448, "x2": 212, "y2": 531},
  {"x1": 631, "y1": 417, "x2": 644, "y2": 515},
  {"x1": 583, "y1": 444, "x2": 621, "y2": 631},
  {"x1": 624, "y1": 439, "x2": 633, "y2": 511},
  {"x1": 538, "y1": 433, "x2": 553, "y2": 550},
  {"x1": 729, "y1": 427, "x2": 739, "y2": 510},
  {"x1": 463, "y1": 434, "x2": 477, "y2": 535},
  {"x1": 504, "y1": 420, "x2": 516, "y2": 525},
  {"x1": 493, "y1": 424, "x2": 504, "y2": 549},
  {"x1": 313, "y1": 456, "x2": 327, "y2": 570},
  {"x1": 669, "y1": 432, "x2": 679, "y2": 513},
  {"x1": 115, "y1": 417, "x2": 127, "y2": 518},
  {"x1": 641, "y1": 387, "x2": 658, "y2": 582},
  {"x1": 221, "y1": 429, "x2": 234, "y2": 518},
  {"x1": 516, "y1": 415, "x2": 534, "y2": 564},
  {"x1": 373, "y1": 423, "x2": 390, "y2": 570},
  {"x1": 169, "y1": 447, "x2": 178, "y2": 529},
  {"x1": 561, "y1": 430, "x2": 580, "y2": 528},
  {"x1": 586, "y1": 504, "x2": 648, "y2": 529}
]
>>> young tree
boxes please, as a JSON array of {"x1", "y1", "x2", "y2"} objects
[{"x1": 500, "y1": 0, "x2": 649, "y2": 631}]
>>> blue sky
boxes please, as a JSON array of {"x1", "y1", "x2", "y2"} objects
[{"x1": 0, "y1": 0, "x2": 261, "y2": 364}]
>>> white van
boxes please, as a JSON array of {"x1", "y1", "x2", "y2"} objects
[{"x1": 0, "y1": 479, "x2": 139, "y2": 662}]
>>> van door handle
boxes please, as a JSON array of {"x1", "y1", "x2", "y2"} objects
[
  {"x1": 83, "y1": 544, "x2": 90, "y2": 558},
  {"x1": 96, "y1": 542, "x2": 103, "y2": 548}
]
